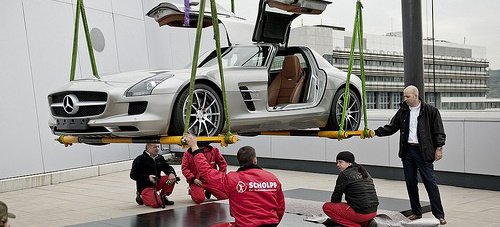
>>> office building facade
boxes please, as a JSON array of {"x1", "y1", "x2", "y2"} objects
[{"x1": 289, "y1": 25, "x2": 498, "y2": 109}]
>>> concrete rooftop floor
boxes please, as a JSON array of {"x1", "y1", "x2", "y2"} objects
[{"x1": 1, "y1": 164, "x2": 499, "y2": 227}]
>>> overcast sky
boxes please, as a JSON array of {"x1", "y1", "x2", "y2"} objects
[{"x1": 215, "y1": 0, "x2": 500, "y2": 69}]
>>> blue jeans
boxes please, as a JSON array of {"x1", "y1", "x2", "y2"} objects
[{"x1": 402, "y1": 146, "x2": 445, "y2": 219}]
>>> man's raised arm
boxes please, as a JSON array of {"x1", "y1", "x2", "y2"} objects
[{"x1": 183, "y1": 134, "x2": 227, "y2": 193}]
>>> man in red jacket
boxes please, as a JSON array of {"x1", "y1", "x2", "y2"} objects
[
  {"x1": 182, "y1": 144, "x2": 228, "y2": 203},
  {"x1": 183, "y1": 134, "x2": 285, "y2": 227}
]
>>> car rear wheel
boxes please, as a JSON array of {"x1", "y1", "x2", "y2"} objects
[
  {"x1": 169, "y1": 84, "x2": 225, "y2": 136},
  {"x1": 322, "y1": 87, "x2": 361, "y2": 132}
]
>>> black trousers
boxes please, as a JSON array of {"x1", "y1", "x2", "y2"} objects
[{"x1": 402, "y1": 146, "x2": 445, "y2": 219}]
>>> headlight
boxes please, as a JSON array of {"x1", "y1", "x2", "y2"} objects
[{"x1": 125, "y1": 74, "x2": 173, "y2": 97}]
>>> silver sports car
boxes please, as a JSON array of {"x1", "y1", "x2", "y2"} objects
[{"x1": 48, "y1": 0, "x2": 362, "y2": 137}]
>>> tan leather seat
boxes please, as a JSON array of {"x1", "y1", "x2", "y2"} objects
[{"x1": 268, "y1": 55, "x2": 306, "y2": 106}]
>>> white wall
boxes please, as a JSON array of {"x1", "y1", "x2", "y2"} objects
[{"x1": 0, "y1": 0, "x2": 45, "y2": 178}]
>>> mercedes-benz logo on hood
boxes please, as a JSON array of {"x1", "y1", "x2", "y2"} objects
[{"x1": 63, "y1": 94, "x2": 80, "y2": 115}]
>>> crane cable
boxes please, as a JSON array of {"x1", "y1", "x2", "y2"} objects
[
  {"x1": 69, "y1": 0, "x2": 99, "y2": 81},
  {"x1": 183, "y1": 0, "x2": 233, "y2": 143},
  {"x1": 338, "y1": 0, "x2": 371, "y2": 140}
]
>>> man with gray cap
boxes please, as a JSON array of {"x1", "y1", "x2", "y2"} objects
[{"x1": 0, "y1": 201, "x2": 15, "y2": 227}]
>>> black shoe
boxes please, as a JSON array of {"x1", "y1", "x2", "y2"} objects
[
  {"x1": 205, "y1": 190, "x2": 212, "y2": 199},
  {"x1": 323, "y1": 218, "x2": 342, "y2": 226},
  {"x1": 135, "y1": 193, "x2": 143, "y2": 205},
  {"x1": 407, "y1": 214, "x2": 422, "y2": 220},
  {"x1": 161, "y1": 195, "x2": 175, "y2": 206},
  {"x1": 367, "y1": 219, "x2": 378, "y2": 227}
]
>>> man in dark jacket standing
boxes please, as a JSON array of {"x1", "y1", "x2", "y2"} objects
[
  {"x1": 130, "y1": 143, "x2": 178, "y2": 207},
  {"x1": 183, "y1": 134, "x2": 285, "y2": 227},
  {"x1": 375, "y1": 85, "x2": 447, "y2": 225}
]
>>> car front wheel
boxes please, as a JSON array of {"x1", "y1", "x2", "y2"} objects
[
  {"x1": 322, "y1": 87, "x2": 361, "y2": 132},
  {"x1": 169, "y1": 84, "x2": 225, "y2": 136}
]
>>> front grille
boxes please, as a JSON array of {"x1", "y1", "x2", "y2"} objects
[
  {"x1": 128, "y1": 101, "x2": 148, "y2": 115},
  {"x1": 50, "y1": 91, "x2": 107, "y2": 103},
  {"x1": 52, "y1": 105, "x2": 106, "y2": 118},
  {"x1": 49, "y1": 91, "x2": 107, "y2": 117}
]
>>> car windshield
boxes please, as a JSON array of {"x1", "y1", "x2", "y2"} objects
[{"x1": 197, "y1": 45, "x2": 271, "y2": 68}]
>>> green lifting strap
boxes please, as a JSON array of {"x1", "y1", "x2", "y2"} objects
[
  {"x1": 231, "y1": 0, "x2": 235, "y2": 13},
  {"x1": 183, "y1": 0, "x2": 207, "y2": 134},
  {"x1": 70, "y1": 0, "x2": 99, "y2": 81},
  {"x1": 357, "y1": 1, "x2": 370, "y2": 138},
  {"x1": 338, "y1": 0, "x2": 370, "y2": 139},
  {"x1": 183, "y1": 0, "x2": 232, "y2": 139},
  {"x1": 209, "y1": 0, "x2": 232, "y2": 135}
]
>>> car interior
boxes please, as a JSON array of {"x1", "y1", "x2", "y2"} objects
[{"x1": 268, "y1": 48, "x2": 310, "y2": 107}]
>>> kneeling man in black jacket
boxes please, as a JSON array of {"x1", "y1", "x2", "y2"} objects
[{"x1": 323, "y1": 151, "x2": 378, "y2": 227}]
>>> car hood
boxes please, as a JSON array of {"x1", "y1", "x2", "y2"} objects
[
  {"x1": 98, "y1": 69, "x2": 170, "y2": 84},
  {"x1": 51, "y1": 70, "x2": 167, "y2": 94},
  {"x1": 53, "y1": 67, "x2": 217, "y2": 96},
  {"x1": 72, "y1": 66, "x2": 214, "y2": 84}
]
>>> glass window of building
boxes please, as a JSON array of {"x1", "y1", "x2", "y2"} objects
[
  {"x1": 367, "y1": 91, "x2": 375, "y2": 109},
  {"x1": 426, "y1": 92, "x2": 436, "y2": 106},
  {"x1": 391, "y1": 92, "x2": 401, "y2": 109},
  {"x1": 379, "y1": 92, "x2": 389, "y2": 109}
]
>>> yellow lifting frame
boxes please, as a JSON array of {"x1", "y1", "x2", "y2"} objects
[
  {"x1": 55, "y1": 129, "x2": 374, "y2": 148},
  {"x1": 236, "y1": 130, "x2": 375, "y2": 140},
  {"x1": 56, "y1": 134, "x2": 239, "y2": 147}
]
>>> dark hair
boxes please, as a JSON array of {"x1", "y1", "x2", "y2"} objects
[
  {"x1": 237, "y1": 146, "x2": 256, "y2": 166},
  {"x1": 353, "y1": 163, "x2": 370, "y2": 179},
  {"x1": 197, "y1": 141, "x2": 212, "y2": 147}
]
